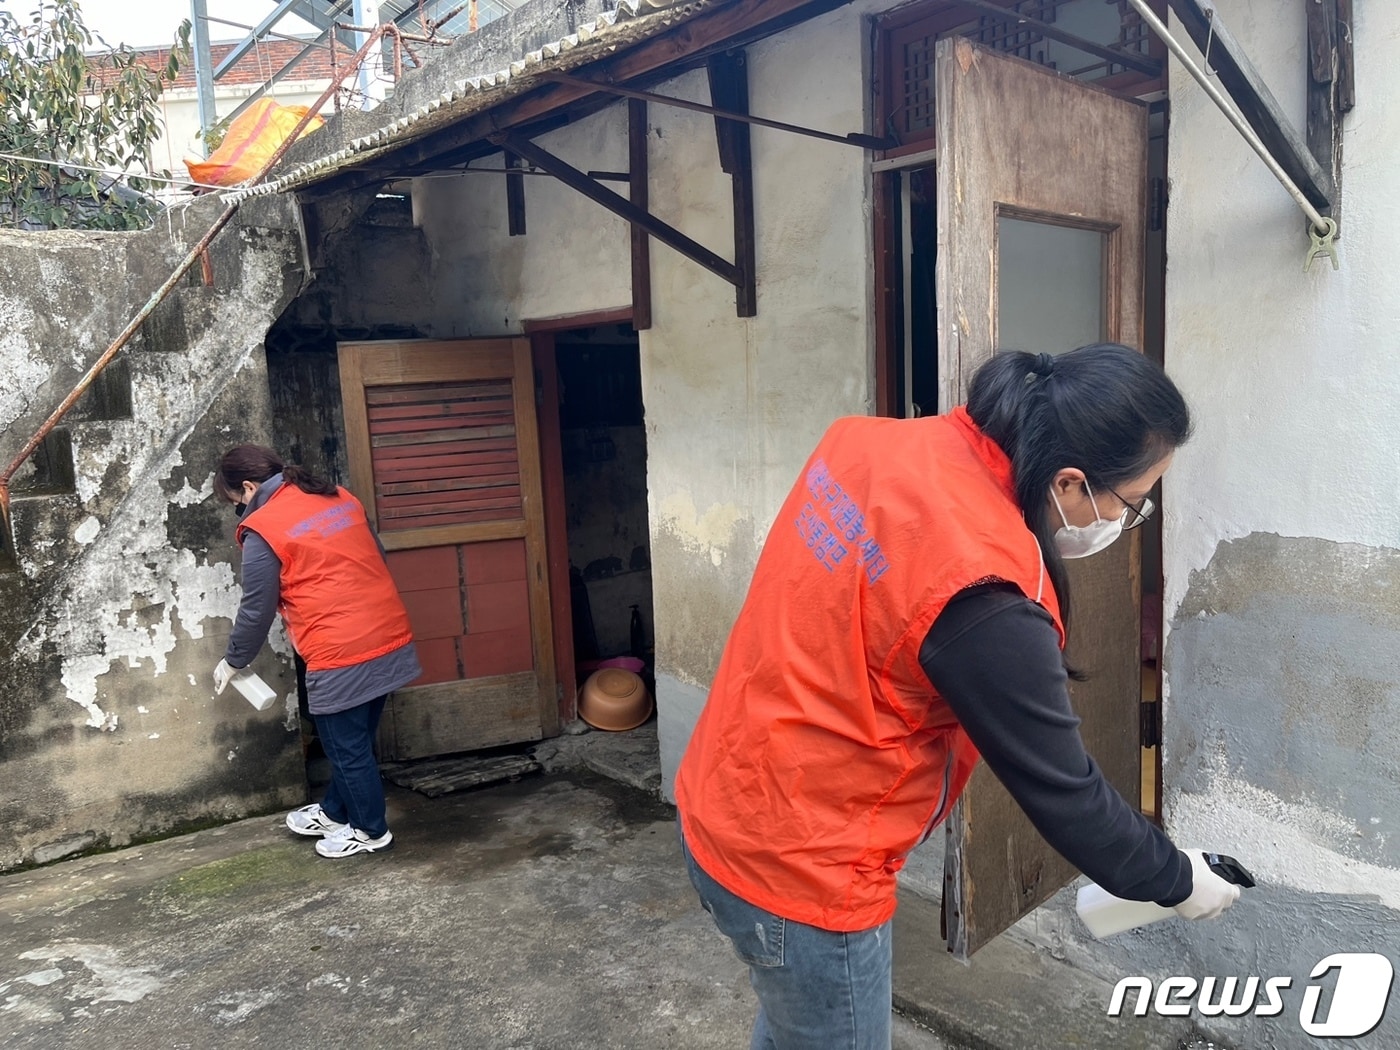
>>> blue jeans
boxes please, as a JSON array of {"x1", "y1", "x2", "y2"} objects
[
  {"x1": 313, "y1": 696, "x2": 388, "y2": 838},
  {"x1": 679, "y1": 825, "x2": 893, "y2": 1050}
]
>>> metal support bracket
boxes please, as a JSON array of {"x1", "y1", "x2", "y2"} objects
[
  {"x1": 489, "y1": 132, "x2": 751, "y2": 313},
  {"x1": 1164, "y1": 0, "x2": 1334, "y2": 210}
]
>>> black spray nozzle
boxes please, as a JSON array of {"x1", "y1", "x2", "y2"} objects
[{"x1": 1204, "y1": 852, "x2": 1256, "y2": 888}]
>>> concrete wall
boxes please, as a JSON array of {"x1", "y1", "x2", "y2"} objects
[
  {"x1": 0, "y1": 194, "x2": 308, "y2": 869},
  {"x1": 995, "y1": 5, "x2": 1400, "y2": 1047},
  {"x1": 409, "y1": 1, "x2": 874, "y2": 795}
]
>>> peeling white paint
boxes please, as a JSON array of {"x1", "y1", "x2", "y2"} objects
[
  {"x1": 655, "y1": 490, "x2": 744, "y2": 567},
  {"x1": 73, "y1": 516, "x2": 101, "y2": 545},
  {"x1": 207, "y1": 988, "x2": 283, "y2": 1025},
  {"x1": 14, "y1": 968, "x2": 63, "y2": 987},
  {"x1": 1169, "y1": 777, "x2": 1400, "y2": 911},
  {"x1": 59, "y1": 655, "x2": 118, "y2": 731},
  {"x1": 17, "y1": 944, "x2": 163, "y2": 1004},
  {"x1": 169, "y1": 473, "x2": 214, "y2": 507},
  {"x1": 136, "y1": 706, "x2": 149, "y2": 714}
]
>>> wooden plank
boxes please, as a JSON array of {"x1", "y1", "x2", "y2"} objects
[
  {"x1": 629, "y1": 98, "x2": 653, "y2": 332},
  {"x1": 1166, "y1": 0, "x2": 1333, "y2": 209},
  {"x1": 336, "y1": 346, "x2": 379, "y2": 526},
  {"x1": 378, "y1": 493, "x2": 522, "y2": 518},
  {"x1": 505, "y1": 150, "x2": 527, "y2": 236},
  {"x1": 1306, "y1": 0, "x2": 1340, "y2": 225},
  {"x1": 371, "y1": 424, "x2": 517, "y2": 449},
  {"x1": 339, "y1": 340, "x2": 517, "y2": 385},
  {"x1": 373, "y1": 436, "x2": 519, "y2": 461},
  {"x1": 872, "y1": 169, "x2": 902, "y2": 418},
  {"x1": 379, "y1": 475, "x2": 522, "y2": 498},
  {"x1": 708, "y1": 51, "x2": 757, "y2": 318},
  {"x1": 494, "y1": 133, "x2": 743, "y2": 288},
  {"x1": 375, "y1": 455, "x2": 520, "y2": 484},
  {"x1": 512, "y1": 337, "x2": 559, "y2": 738},
  {"x1": 379, "y1": 519, "x2": 526, "y2": 551},
  {"x1": 377, "y1": 672, "x2": 543, "y2": 760},
  {"x1": 370, "y1": 413, "x2": 517, "y2": 435},
  {"x1": 1336, "y1": 0, "x2": 1354, "y2": 113},
  {"x1": 532, "y1": 334, "x2": 578, "y2": 724},
  {"x1": 368, "y1": 400, "x2": 513, "y2": 422},
  {"x1": 936, "y1": 37, "x2": 1147, "y2": 958},
  {"x1": 366, "y1": 381, "x2": 513, "y2": 405}
]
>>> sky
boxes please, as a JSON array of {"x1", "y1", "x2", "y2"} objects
[{"x1": 0, "y1": 0, "x2": 317, "y2": 50}]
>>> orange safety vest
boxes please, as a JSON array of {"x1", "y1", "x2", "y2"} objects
[
  {"x1": 674, "y1": 406, "x2": 1065, "y2": 932},
  {"x1": 237, "y1": 484, "x2": 414, "y2": 672}
]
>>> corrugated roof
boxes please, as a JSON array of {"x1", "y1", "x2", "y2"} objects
[{"x1": 229, "y1": 0, "x2": 712, "y2": 201}]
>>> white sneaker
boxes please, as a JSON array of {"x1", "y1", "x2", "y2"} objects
[
  {"x1": 314, "y1": 824, "x2": 394, "y2": 858},
  {"x1": 285, "y1": 803, "x2": 348, "y2": 838}
]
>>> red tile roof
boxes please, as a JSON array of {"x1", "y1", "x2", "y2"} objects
[{"x1": 89, "y1": 37, "x2": 341, "y2": 90}]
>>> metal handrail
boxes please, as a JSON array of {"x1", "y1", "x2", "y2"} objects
[{"x1": 0, "y1": 24, "x2": 400, "y2": 537}]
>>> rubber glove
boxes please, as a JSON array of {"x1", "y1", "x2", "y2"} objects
[
  {"x1": 213, "y1": 658, "x2": 236, "y2": 696},
  {"x1": 1172, "y1": 849, "x2": 1242, "y2": 921}
]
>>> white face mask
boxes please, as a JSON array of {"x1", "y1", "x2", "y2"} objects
[{"x1": 1051, "y1": 479, "x2": 1123, "y2": 559}]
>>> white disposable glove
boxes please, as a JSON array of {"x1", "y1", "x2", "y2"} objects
[
  {"x1": 213, "y1": 659, "x2": 236, "y2": 696},
  {"x1": 1173, "y1": 849, "x2": 1242, "y2": 921}
]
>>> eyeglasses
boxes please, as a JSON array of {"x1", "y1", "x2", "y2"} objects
[{"x1": 1105, "y1": 485, "x2": 1156, "y2": 530}]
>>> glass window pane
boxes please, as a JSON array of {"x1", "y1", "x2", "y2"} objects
[{"x1": 997, "y1": 217, "x2": 1107, "y2": 354}]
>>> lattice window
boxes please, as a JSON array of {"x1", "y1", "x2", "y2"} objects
[
  {"x1": 1107, "y1": 1, "x2": 1153, "y2": 76},
  {"x1": 976, "y1": 1, "x2": 1063, "y2": 64},
  {"x1": 895, "y1": 30, "x2": 938, "y2": 140}
]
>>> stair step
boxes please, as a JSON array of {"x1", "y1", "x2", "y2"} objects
[
  {"x1": 8, "y1": 428, "x2": 76, "y2": 497},
  {"x1": 66, "y1": 357, "x2": 134, "y2": 423}
]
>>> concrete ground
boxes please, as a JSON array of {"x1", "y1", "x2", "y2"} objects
[{"x1": 0, "y1": 766, "x2": 949, "y2": 1050}]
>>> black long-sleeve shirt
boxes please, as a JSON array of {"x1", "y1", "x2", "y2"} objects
[{"x1": 920, "y1": 584, "x2": 1191, "y2": 906}]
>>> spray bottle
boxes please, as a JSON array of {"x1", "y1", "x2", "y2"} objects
[
  {"x1": 1075, "y1": 852, "x2": 1256, "y2": 938},
  {"x1": 228, "y1": 669, "x2": 279, "y2": 711}
]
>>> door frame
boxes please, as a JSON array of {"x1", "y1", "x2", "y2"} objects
[{"x1": 523, "y1": 306, "x2": 637, "y2": 726}]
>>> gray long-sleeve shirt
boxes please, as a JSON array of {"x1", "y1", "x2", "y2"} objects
[{"x1": 224, "y1": 474, "x2": 421, "y2": 715}]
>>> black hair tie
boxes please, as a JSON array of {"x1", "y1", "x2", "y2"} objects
[{"x1": 1035, "y1": 352, "x2": 1055, "y2": 376}]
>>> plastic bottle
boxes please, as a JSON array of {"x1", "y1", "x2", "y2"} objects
[
  {"x1": 1075, "y1": 852, "x2": 1256, "y2": 938},
  {"x1": 230, "y1": 669, "x2": 278, "y2": 711}
]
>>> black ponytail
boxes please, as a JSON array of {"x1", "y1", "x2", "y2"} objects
[
  {"x1": 216, "y1": 445, "x2": 338, "y2": 499},
  {"x1": 965, "y1": 343, "x2": 1192, "y2": 638}
]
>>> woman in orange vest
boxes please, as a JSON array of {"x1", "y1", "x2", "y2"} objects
[
  {"x1": 675, "y1": 344, "x2": 1241, "y2": 1048},
  {"x1": 213, "y1": 445, "x2": 419, "y2": 858}
]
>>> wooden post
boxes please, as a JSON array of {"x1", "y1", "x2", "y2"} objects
[
  {"x1": 628, "y1": 99, "x2": 653, "y2": 331},
  {"x1": 505, "y1": 151, "x2": 527, "y2": 236},
  {"x1": 1306, "y1": 0, "x2": 1341, "y2": 226},
  {"x1": 707, "y1": 50, "x2": 758, "y2": 318}
]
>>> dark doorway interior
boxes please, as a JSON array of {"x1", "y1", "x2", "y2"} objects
[{"x1": 549, "y1": 324, "x2": 654, "y2": 696}]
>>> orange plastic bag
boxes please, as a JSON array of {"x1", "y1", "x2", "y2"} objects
[{"x1": 184, "y1": 99, "x2": 325, "y2": 187}]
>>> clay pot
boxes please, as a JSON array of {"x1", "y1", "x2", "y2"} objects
[{"x1": 579, "y1": 668, "x2": 653, "y2": 731}]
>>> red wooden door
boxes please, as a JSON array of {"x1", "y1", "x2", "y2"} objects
[{"x1": 338, "y1": 338, "x2": 557, "y2": 760}]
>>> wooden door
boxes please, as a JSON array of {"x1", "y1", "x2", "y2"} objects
[
  {"x1": 338, "y1": 338, "x2": 558, "y2": 760},
  {"x1": 934, "y1": 38, "x2": 1148, "y2": 957}
]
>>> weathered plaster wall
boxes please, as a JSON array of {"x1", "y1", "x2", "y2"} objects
[
  {"x1": 0, "y1": 195, "x2": 308, "y2": 870},
  {"x1": 410, "y1": 2, "x2": 873, "y2": 794},
  {"x1": 1001, "y1": 4, "x2": 1400, "y2": 1046}
]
